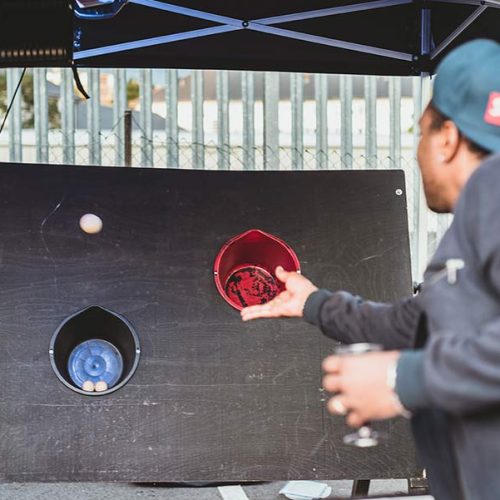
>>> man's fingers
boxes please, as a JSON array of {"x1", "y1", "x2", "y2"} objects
[
  {"x1": 241, "y1": 304, "x2": 277, "y2": 321},
  {"x1": 275, "y1": 266, "x2": 292, "y2": 283},
  {"x1": 346, "y1": 411, "x2": 364, "y2": 428},
  {"x1": 241, "y1": 309, "x2": 281, "y2": 321},
  {"x1": 322, "y1": 355, "x2": 341, "y2": 373},
  {"x1": 322, "y1": 374, "x2": 342, "y2": 392},
  {"x1": 327, "y1": 396, "x2": 349, "y2": 415},
  {"x1": 240, "y1": 294, "x2": 287, "y2": 321},
  {"x1": 240, "y1": 290, "x2": 294, "y2": 321}
]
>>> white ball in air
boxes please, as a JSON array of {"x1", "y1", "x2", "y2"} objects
[
  {"x1": 79, "y1": 213, "x2": 103, "y2": 234},
  {"x1": 95, "y1": 381, "x2": 108, "y2": 392}
]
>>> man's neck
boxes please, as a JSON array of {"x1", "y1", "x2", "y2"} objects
[{"x1": 450, "y1": 153, "x2": 485, "y2": 210}]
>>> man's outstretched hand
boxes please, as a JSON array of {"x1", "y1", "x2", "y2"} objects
[{"x1": 240, "y1": 266, "x2": 318, "y2": 321}]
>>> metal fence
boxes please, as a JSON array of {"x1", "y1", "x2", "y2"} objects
[{"x1": 0, "y1": 67, "x2": 452, "y2": 282}]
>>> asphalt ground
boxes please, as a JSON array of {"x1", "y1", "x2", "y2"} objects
[{"x1": 0, "y1": 479, "x2": 415, "y2": 499}]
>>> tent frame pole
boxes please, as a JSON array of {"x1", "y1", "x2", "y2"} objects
[
  {"x1": 73, "y1": 0, "x2": 498, "y2": 71},
  {"x1": 430, "y1": 6, "x2": 487, "y2": 59},
  {"x1": 74, "y1": 0, "x2": 414, "y2": 61}
]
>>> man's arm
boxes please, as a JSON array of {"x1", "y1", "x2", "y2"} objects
[
  {"x1": 241, "y1": 266, "x2": 422, "y2": 350},
  {"x1": 304, "y1": 290, "x2": 422, "y2": 350},
  {"x1": 397, "y1": 156, "x2": 500, "y2": 415}
]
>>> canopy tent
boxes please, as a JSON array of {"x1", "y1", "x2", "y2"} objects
[{"x1": 73, "y1": 0, "x2": 500, "y2": 75}]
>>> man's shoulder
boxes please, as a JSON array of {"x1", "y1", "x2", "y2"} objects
[
  {"x1": 467, "y1": 153, "x2": 500, "y2": 192},
  {"x1": 457, "y1": 153, "x2": 500, "y2": 254},
  {"x1": 453, "y1": 154, "x2": 500, "y2": 238}
]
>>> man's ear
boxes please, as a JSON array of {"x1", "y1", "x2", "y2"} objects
[{"x1": 440, "y1": 120, "x2": 461, "y2": 162}]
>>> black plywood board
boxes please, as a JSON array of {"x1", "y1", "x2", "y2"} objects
[{"x1": 0, "y1": 163, "x2": 418, "y2": 482}]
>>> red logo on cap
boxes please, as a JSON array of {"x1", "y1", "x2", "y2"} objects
[{"x1": 484, "y1": 92, "x2": 500, "y2": 126}]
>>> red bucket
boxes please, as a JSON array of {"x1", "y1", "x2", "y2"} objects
[{"x1": 214, "y1": 229, "x2": 300, "y2": 311}]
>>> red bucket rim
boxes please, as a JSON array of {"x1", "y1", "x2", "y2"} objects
[{"x1": 214, "y1": 229, "x2": 300, "y2": 311}]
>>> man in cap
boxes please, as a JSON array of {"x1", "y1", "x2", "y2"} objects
[{"x1": 241, "y1": 39, "x2": 500, "y2": 500}]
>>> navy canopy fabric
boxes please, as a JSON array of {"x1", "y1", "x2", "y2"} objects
[
  {"x1": 74, "y1": 0, "x2": 500, "y2": 75},
  {"x1": 0, "y1": 0, "x2": 73, "y2": 67}
]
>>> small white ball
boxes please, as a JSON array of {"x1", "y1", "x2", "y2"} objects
[
  {"x1": 82, "y1": 380, "x2": 95, "y2": 392},
  {"x1": 95, "y1": 381, "x2": 108, "y2": 392},
  {"x1": 79, "y1": 213, "x2": 103, "y2": 234}
]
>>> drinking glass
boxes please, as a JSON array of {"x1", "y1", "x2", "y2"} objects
[{"x1": 333, "y1": 343, "x2": 383, "y2": 448}]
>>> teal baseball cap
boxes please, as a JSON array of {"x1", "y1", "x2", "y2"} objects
[{"x1": 432, "y1": 39, "x2": 500, "y2": 153}]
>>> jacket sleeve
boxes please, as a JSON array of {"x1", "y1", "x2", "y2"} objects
[
  {"x1": 303, "y1": 289, "x2": 422, "y2": 350},
  {"x1": 397, "y1": 316, "x2": 500, "y2": 415},
  {"x1": 397, "y1": 157, "x2": 500, "y2": 415}
]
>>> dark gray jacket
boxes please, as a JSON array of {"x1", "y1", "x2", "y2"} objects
[{"x1": 304, "y1": 153, "x2": 500, "y2": 500}]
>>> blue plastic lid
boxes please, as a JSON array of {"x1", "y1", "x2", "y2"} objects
[{"x1": 68, "y1": 339, "x2": 123, "y2": 389}]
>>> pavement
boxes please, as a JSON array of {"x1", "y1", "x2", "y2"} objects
[{"x1": 0, "y1": 479, "x2": 414, "y2": 499}]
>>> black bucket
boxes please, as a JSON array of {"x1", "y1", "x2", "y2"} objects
[{"x1": 49, "y1": 305, "x2": 140, "y2": 396}]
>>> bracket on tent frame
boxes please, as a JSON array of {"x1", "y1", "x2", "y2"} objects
[{"x1": 74, "y1": 0, "x2": 129, "y2": 19}]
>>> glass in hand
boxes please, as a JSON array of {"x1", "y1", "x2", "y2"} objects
[{"x1": 333, "y1": 343, "x2": 383, "y2": 448}]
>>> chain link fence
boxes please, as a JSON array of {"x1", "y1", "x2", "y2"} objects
[{"x1": 0, "y1": 67, "x2": 451, "y2": 281}]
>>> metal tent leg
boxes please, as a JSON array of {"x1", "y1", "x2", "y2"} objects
[
  {"x1": 408, "y1": 476, "x2": 429, "y2": 494},
  {"x1": 351, "y1": 479, "x2": 370, "y2": 497}
]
